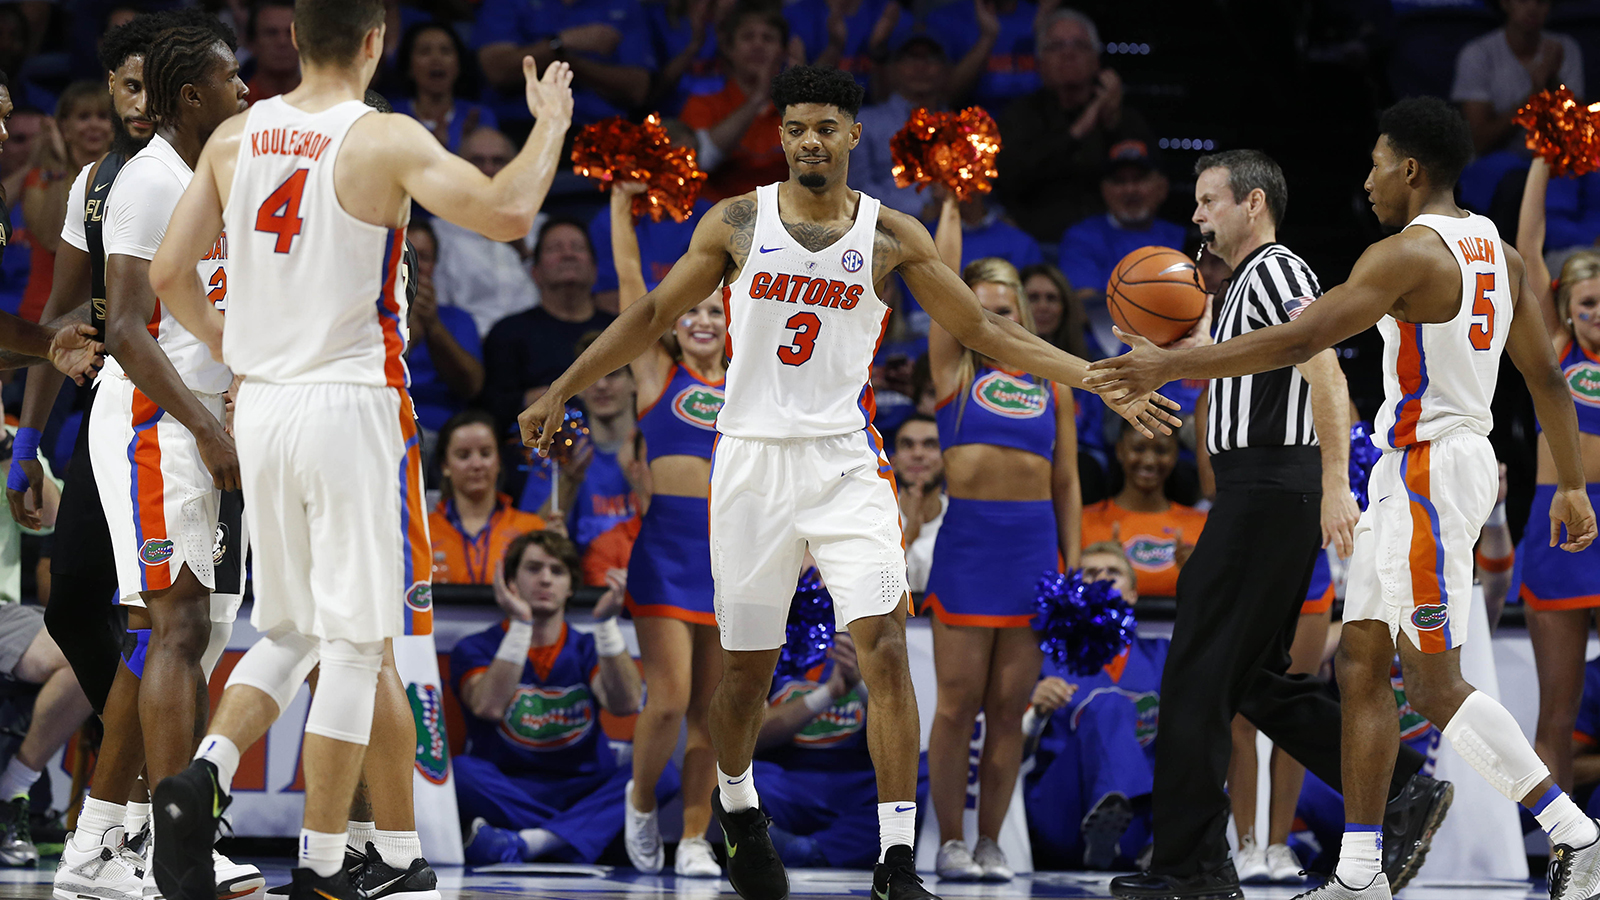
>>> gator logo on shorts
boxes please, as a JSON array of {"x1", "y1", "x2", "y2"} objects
[
  {"x1": 405, "y1": 582, "x2": 433, "y2": 612},
  {"x1": 140, "y1": 538, "x2": 175, "y2": 566},
  {"x1": 1567, "y1": 361, "x2": 1600, "y2": 408},
  {"x1": 971, "y1": 371, "x2": 1047, "y2": 419},
  {"x1": 773, "y1": 683, "x2": 864, "y2": 747},
  {"x1": 212, "y1": 523, "x2": 229, "y2": 565},
  {"x1": 671, "y1": 384, "x2": 724, "y2": 431},
  {"x1": 407, "y1": 683, "x2": 450, "y2": 784},
  {"x1": 1125, "y1": 536, "x2": 1175, "y2": 571},
  {"x1": 1411, "y1": 604, "x2": 1449, "y2": 631},
  {"x1": 501, "y1": 685, "x2": 595, "y2": 750}
]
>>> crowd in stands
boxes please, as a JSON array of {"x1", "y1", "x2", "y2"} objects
[{"x1": 0, "y1": 0, "x2": 1595, "y2": 883}]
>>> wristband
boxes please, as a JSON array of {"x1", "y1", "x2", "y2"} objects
[
  {"x1": 803, "y1": 687, "x2": 835, "y2": 714},
  {"x1": 1484, "y1": 502, "x2": 1507, "y2": 528},
  {"x1": 1021, "y1": 706, "x2": 1046, "y2": 738},
  {"x1": 592, "y1": 617, "x2": 626, "y2": 658},
  {"x1": 495, "y1": 619, "x2": 533, "y2": 664},
  {"x1": 7, "y1": 428, "x2": 40, "y2": 492}
]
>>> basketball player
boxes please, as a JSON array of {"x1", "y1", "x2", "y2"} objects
[
  {"x1": 520, "y1": 65, "x2": 1176, "y2": 900},
  {"x1": 144, "y1": 0, "x2": 572, "y2": 895},
  {"x1": 1087, "y1": 97, "x2": 1600, "y2": 900}
]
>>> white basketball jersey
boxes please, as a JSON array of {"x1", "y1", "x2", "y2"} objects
[
  {"x1": 1373, "y1": 212, "x2": 1511, "y2": 451},
  {"x1": 221, "y1": 97, "x2": 409, "y2": 388},
  {"x1": 716, "y1": 183, "x2": 890, "y2": 439}
]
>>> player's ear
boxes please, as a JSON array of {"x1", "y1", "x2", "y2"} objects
[
  {"x1": 849, "y1": 120, "x2": 861, "y2": 149},
  {"x1": 181, "y1": 81, "x2": 201, "y2": 111}
]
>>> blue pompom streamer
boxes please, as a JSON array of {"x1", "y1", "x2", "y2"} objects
[
  {"x1": 1031, "y1": 570, "x2": 1136, "y2": 677},
  {"x1": 1349, "y1": 422, "x2": 1383, "y2": 511},
  {"x1": 775, "y1": 568, "x2": 835, "y2": 681}
]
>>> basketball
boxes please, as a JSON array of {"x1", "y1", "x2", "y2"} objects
[{"x1": 1106, "y1": 246, "x2": 1208, "y2": 347}]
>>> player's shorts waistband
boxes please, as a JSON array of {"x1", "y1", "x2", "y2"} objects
[
  {"x1": 1211, "y1": 445, "x2": 1321, "y2": 492},
  {"x1": 712, "y1": 429, "x2": 866, "y2": 445}
]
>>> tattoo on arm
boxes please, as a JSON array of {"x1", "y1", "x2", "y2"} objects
[
  {"x1": 873, "y1": 219, "x2": 901, "y2": 284},
  {"x1": 723, "y1": 199, "x2": 756, "y2": 281}
]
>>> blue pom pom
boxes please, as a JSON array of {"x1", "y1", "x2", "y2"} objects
[
  {"x1": 1031, "y1": 570, "x2": 1136, "y2": 677},
  {"x1": 1349, "y1": 422, "x2": 1383, "y2": 511},
  {"x1": 774, "y1": 568, "x2": 835, "y2": 681}
]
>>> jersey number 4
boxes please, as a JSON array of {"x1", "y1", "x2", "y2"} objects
[
  {"x1": 1470, "y1": 272, "x2": 1495, "y2": 351},
  {"x1": 778, "y1": 312, "x2": 820, "y2": 366},
  {"x1": 255, "y1": 168, "x2": 308, "y2": 254}
]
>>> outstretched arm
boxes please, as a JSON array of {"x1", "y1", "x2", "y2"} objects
[{"x1": 1516, "y1": 158, "x2": 1564, "y2": 340}]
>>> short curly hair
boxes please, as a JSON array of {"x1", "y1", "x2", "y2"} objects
[
  {"x1": 99, "y1": 8, "x2": 237, "y2": 74},
  {"x1": 1379, "y1": 96, "x2": 1473, "y2": 189},
  {"x1": 770, "y1": 65, "x2": 865, "y2": 120}
]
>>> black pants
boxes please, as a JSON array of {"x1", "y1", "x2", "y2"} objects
[
  {"x1": 1149, "y1": 448, "x2": 1427, "y2": 876},
  {"x1": 42, "y1": 386, "x2": 122, "y2": 714}
]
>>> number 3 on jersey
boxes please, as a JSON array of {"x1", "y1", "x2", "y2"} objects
[
  {"x1": 256, "y1": 168, "x2": 308, "y2": 254},
  {"x1": 779, "y1": 312, "x2": 820, "y2": 366}
]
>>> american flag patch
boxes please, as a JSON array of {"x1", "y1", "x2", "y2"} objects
[{"x1": 1286, "y1": 295, "x2": 1317, "y2": 319}]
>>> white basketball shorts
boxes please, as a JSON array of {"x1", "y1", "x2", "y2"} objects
[
  {"x1": 1344, "y1": 432, "x2": 1497, "y2": 653},
  {"x1": 234, "y1": 381, "x2": 432, "y2": 644},
  {"x1": 709, "y1": 428, "x2": 909, "y2": 651}
]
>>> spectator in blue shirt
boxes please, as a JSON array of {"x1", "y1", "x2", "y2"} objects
[
  {"x1": 1059, "y1": 138, "x2": 1184, "y2": 309},
  {"x1": 938, "y1": 189, "x2": 1045, "y2": 273},
  {"x1": 588, "y1": 118, "x2": 710, "y2": 311},
  {"x1": 785, "y1": 0, "x2": 905, "y2": 88},
  {"x1": 404, "y1": 222, "x2": 485, "y2": 434},
  {"x1": 391, "y1": 22, "x2": 499, "y2": 154},
  {"x1": 474, "y1": 0, "x2": 655, "y2": 132},
  {"x1": 645, "y1": 0, "x2": 725, "y2": 115},
  {"x1": 929, "y1": 0, "x2": 1043, "y2": 111},
  {"x1": 1542, "y1": 171, "x2": 1600, "y2": 255},
  {"x1": 850, "y1": 33, "x2": 953, "y2": 218}
]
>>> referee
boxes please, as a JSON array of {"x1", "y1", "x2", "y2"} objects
[{"x1": 1109, "y1": 150, "x2": 1447, "y2": 900}]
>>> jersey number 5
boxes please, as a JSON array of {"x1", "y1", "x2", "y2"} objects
[
  {"x1": 778, "y1": 312, "x2": 820, "y2": 366},
  {"x1": 255, "y1": 168, "x2": 308, "y2": 254},
  {"x1": 1470, "y1": 272, "x2": 1495, "y2": 351}
]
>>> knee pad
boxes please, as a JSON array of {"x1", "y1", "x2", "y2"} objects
[
  {"x1": 200, "y1": 620, "x2": 233, "y2": 681},
  {"x1": 121, "y1": 629, "x2": 151, "y2": 679},
  {"x1": 225, "y1": 628, "x2": 320, "y2": 715},
  {"x1": 304, "y1": 639, "x2": 384, "y2": 746}
]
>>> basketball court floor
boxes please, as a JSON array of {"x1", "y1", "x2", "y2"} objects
[{"x1": 0, "y1": 862, "x2": 1551, "y2": 900}]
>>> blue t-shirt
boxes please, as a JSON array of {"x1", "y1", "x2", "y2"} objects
[
  {"x1": 1059, "y1": 214, "x2": 1188, "y2": 297},
  {"x1": 960, "y1": 215, "x2": 1044, "y2": 273},
  {"x1": 407, "y1": 304, "x2": 483, "y2": 432},
  {"x1": 588, "y1": 199, "x2": 711, "y2": 295},
  {"x1": 389, "y1": 97, "x2": 499, "y2": 154},
  {"x1": 756, "y1": 657, "x2": 873, "y2": 773},
  {"x1": 539, "y1": 445, "x2": 636, "y2": 549},
  {"x1": 926, "y1": 0, "x2": 1041, "y2": 111},
  {"x1": 644, "y1": 3, "x2": 724, "y2": 115},
  {"x1": 450, "y1": 622, "x2": 611, "y2": 776},
  {"x1": 472, "y1": 0, "x2": 657, "y2": 126},
  {"x1": 1035, "y1": 637, "x2": 1168, "y2": 769},
  {"x1": 784, "y1": 0, "x2": 909, "y2": 88}
]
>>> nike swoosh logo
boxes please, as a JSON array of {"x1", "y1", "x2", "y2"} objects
[
  {"x1": 894, "y1": 804, "x2": 914, "y2": 813},
  {"x1": 726, "y1": 838, "x2": 737, "y2": 859},
  {"x1": 873, "y1": 887, "x2": 889, "y2": 900},
  {"x1": 728, "y1": 776, "x2": 747, "y2": 784},
  {"x1": 1377, "y1": 495, "x2": 1390, "y2": 504},
  {"x1": 94, "y1": 183, "x2": 109, "y2": 191},
  {"x1": 758, "y1": 246, "x2": 780, "y2": 253},
  {"x1": 364, "y1": 873, "x2": 407, "y2": 895},
  {"x1": 209, "y1": 769, "x2": 223, "y2": 819}
]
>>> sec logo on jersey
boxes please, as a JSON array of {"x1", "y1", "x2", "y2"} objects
[{"x1": 841, "y1": 249, "x2": 863, "y2": 273}]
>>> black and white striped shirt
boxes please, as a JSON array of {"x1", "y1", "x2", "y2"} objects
[{"x1": 1206, "y1": 243, "x2": 1322, "y2": 455}]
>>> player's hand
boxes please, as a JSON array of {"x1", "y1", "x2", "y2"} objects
[
  {"x1": 1321, "y1": 485, "x2": 1359, "y2": 559},
  {"x1": 1030, "y1": 676, "x2": 1077, "y2": 715},
  {"x1": 519, "y1": 390, "x2": 570, "y2": 455},
  {"x1": 493, "y1": 561, "x2": 533, "y2": 622},
  {"x1": 525, "y1": 58, "x2": 574, "y2": 125},
  {"x1": 594, "y1": 567, "x2": 627, "y2": 619},
  {"x1": 1084, "y1": 328, "x2": 1174, "y2": 402},
  {"x1": 224, "y1": 374, "x2": 245, "y2": 436},
  {"x1": 6, "y1": 458, "x2": 44, "y2": 531},
  {"x1": 1551, "y1": 486, "x2": 1597, "y2": 552},
  {"x1": 1101, "y1": 386, "x2": 1182, "y2": 439},
  {"x1": 196, "y1": 425, "x2": 241, "y2": 492},
  {"x1": 49, "y1": 323, "x2": 103, "y2": 385}
]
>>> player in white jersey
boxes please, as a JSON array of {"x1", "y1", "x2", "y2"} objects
[
  {"x1": 144, "y1": 1, "x2": 572, "y2": 897},
  {"x1": 520, "y1": 65, "x2": 1177, "y2": 900},
  {"x1": 1086, "y1": 98, "x2": 1600, "y2": 900}
]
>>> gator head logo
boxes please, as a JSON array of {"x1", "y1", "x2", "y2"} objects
[
  {"x1": 500, "y1": 685, "x2": 595, "y2": 750},
  {"x1": 671, "y1": 384, "x2": 724, "y2": 431},
  {"x1": 407, "y1": 683, "x2": 450, "y2": 784},
  {"x1": 405, "y1": 582, "x2": 433, "y2": 612},
  {"x1": 1410, "y1": 604, "x2": 1449, "y2": 631},
  {"x1": 140, "y1": 538, "x2": 175, "y2": 566},
  {"x1": 1132, "y1": 691, "x2": 1160, "y2": 747},
  {"x1": 1125, "y1": 536, "x2": 1175, "y2": 571},
  {"x1": 1567, "y1": 361, "x2": 1600, "y2": 409},
  {"x1": 212, "y1": 523, "x2": 229, "y2": 565},
  {"x1": 773, "y1": 683, "x2": 864, "y2": 747},
  {"x1": 971, "y1": 371, "x2": 1047, "y2": 419}
]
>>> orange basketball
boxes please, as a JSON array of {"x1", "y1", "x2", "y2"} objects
[{"x1": 1106, "y1": 246, "x2": 1207, "y2": 347}]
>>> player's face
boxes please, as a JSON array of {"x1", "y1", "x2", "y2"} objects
[
  {"x1": 674, "y1": 296, "x2": 726, "y2": 361},
  {"x1": 0, "y1": 87, "x2": 13, "y2": 150},
  {"x1": 409, "y1": 27, "x2": 459, "y2": 97},
  {"x1": 1569, "y1": 278, "x2": 1600, "y2": 348},
  {"x1": 781, "y1": 103, "x2": 860, "y2": 190},
  {"x1": 1115, "y1": 428, "x2": 1178, "y2": 495},
  {"x1": 193, "y1": 44, "x2": 249, "y2": 132},
  {"x1": 1080, "y1": 551, "x2": 1136, "y2": 604},
  {"x1": 511, "y1": 543, "x2": 574, "y2": 614},
  {"x1": 892, "y1": 419, "x2": 942, "y2": 487},
  {"x1": 1364, "y1": 136, "x2": 1410, "y2": 229},
  {"x1": 973, "y1": 281, "x2": 1025, "y2": 329},
  {"x1": 580, "y1": 368, "x2": 635, "y2": 420},
  {"x1": 109, "y1": 55, "x2": 154, "y2": 143},
  {"x1": 59, "y1": 97, "x2": 112, "y2": 161},
  {"x1": 1025, "y1": 274, "x2": 1064, "y2": 336},
  {"x1": 442, "y1": 422, "x2": 499, "y2": 500},
  {"x1": 1192, "y1": 166, "x2": 1246, "y2": 261}
]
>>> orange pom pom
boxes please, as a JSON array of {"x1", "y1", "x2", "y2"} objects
[
  {"x1": 889, "y1": 107, "x2": 1001, "y2": 201},
  {"x1": 571, "y1": 114, "x2": 708, "y2": 223},
  {"x1": 1513, "y1": 86, "x2": 1600, "y2": 177}
]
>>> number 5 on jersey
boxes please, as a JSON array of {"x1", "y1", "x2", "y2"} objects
[
  {"x1": 256, "y1": 168, "x2": 308, "y2": 254},
  {"x1": 779, "y1": 311, "x2": 820, "y2": 366},
  {"x1": 1470, "y1": 271, "x2": 1495, "y2": 351}
]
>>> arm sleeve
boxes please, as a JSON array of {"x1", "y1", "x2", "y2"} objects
[
  {"x1": 1450, "y1": 39, "x2": 1493, "y2": 103},
  {"x1": 59, "y1": 163, "x2": 93, "y2": 253},
  {"x1": 103, "y1": 161, "x2": 182, "y2": 261}
]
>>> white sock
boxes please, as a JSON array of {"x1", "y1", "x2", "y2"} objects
[
  {"x1": 878, "y1": 801, "x2": 917, "y2": 862},
  {"x1": 300, "y1": 828, "x2": 346, "y2": 878},
  {"x1": 195, "y1": 735, "x2": 241, "y2": 795},
  {"x1": 72, "y1": 797, "x2": 124, "y2": 851},
  {"x1": 518, "y1": 827, "x2": 566, "y2": 860},
  {"x1": 346, "y1": 819, "x2": 376, "y2": 854},
  {"x1": 717, "y1": 764, "x2": 759, "y2": 813},
  {"x1": 123, "y1": 801, "x2": 151, "y2": 836},
  {"x1": 0, "y1": 757, "x2": 40, "y2": 800},
  {"x1": 373, "y1": 829, "x2": 422, "y2": 867},
  {"x1": 1333, "y1": 826, "x2": 1382, "y2": 887},
  {"x1": 1532, "y1": 784, "x2": 1600, "y2": 847}
]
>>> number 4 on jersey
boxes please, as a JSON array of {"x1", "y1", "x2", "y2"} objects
[{"x1": 256, "y1": 168, "x2": 308, "y2": 253}]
